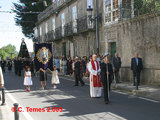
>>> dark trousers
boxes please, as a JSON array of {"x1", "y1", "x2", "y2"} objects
[
  {"x1": 15, "y1": 68, "x2": 18, "y2": 75},
  {"x1": 2, "y1": 67, "x2": 5, "y2": 73},
  {"x1": 75, "y1": 73, "x2": 85, "y2": 86},
  {"x1": 18, "y1": 68, "x2": 21, "y2": 76},
  {"x1": 133, "y1": 71, "x2": 140, "y2": 86},
  {"x1": 102, "y1": 82, "x2": 111, "y2": 102},
  {"x1": 114, "y1": 70, "x2": 119, "y2": 83}
]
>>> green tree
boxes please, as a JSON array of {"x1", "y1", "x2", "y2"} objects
[
  {"x1": 134, "y1": 0, "x2": 160, "y2": 16},
  {"x1": 13, "y1": 0, "x2": 52, "y2": 38},
  {"x1": 0, "y1": 44, "x2": 18, "y2": 60}
]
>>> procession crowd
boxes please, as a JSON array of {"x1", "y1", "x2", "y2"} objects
[{"x1": 0, "y1": 52, "x2": 143, "y2": 104}]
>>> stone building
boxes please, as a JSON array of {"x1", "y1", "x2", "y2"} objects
[
  {"x1": 34, "y1": 0, "x2": 160, "y2": 85},
  {"x1": 34, "y1": 0, "x2": 104, "y2": 58},
  {"x1": 102, "y1": 0, "x2": 160, "y2": 85}
]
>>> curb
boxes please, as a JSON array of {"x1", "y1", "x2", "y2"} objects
[{"x1": 60, "y1": 75, "x2": 160, "y2": 101}]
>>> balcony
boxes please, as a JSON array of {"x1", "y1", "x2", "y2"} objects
[
  {"x1": 64, "y1": 22, "x2": 72, "y2": 37},
  {"x1": 77, "y1": 16, "x2": 95, "y2": 33},
  {"x1": 44, "y1": 30, "x2": 55, "y2": 42},
  {"x1": 55, "y1": 27, "x2": 62, "y2": 40},
  {"x1": 38, "y1": 0, "x2": 74, "y2": 22}
]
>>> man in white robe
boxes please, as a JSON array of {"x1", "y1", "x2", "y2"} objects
[{"x1": 89, "y1": 54, "x2": 102, "y2": 98}]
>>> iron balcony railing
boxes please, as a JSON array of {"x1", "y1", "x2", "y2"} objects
[
  {"x1": 44, "y1": 30, "x2": 55, "y2": 42},
  {"x1": 77, "y1": 15, "x2": 95, "y2": 33},
  {"x1": 55, "y1": 27, "x2": 62, "y2": 40},
  {"x1": 38, "y1": 0, "x2": 74, "y2": 22},
  {"x1": 64, "y1": 22, "x2": 73, "y2": 37}
]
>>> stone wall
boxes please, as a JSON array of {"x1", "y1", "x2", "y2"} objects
[
  {"x1": 103, "y1": 13, "x2": 160, "y2": 85},
  {"x1": 53, "y1": 31, "x2": 97, "y2": 58}
]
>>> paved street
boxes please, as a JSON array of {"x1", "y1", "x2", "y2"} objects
[{"x1": 1, "y1": 70, "x2": 160, "y2": 120}]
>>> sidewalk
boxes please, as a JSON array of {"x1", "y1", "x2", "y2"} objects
[
  {"x1": 61, "y1": 74, "x2": 160, "y2": 101},
  {"x1": 0, "y1": 103, "x2": 13, "y2": 120},
  {"x1": 113, "y1": 82, "x2": 160, "y2": 101}
]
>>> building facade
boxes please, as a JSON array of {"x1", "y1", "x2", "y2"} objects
[
  {"x1": 34, "y1": 0, "x2": 160, "y2": 84},
  {"x1": 34, "y1": 0, "x2": 104, "y2": 58}
]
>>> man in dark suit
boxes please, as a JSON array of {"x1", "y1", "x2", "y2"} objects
[
  {"x1": 0, "y1": 59, "x2": 6, "y2": 73},
  {"x1": 17, "y1": 58, "x2": 22, "y2": 76},
  {"x1": 131, "y1": 53, "x2": 143, "y2": 86},
  {"x1": 112, "y1": 53, "x2": 121, "y2": 83},
  {"x1": 101, "y1": 56, "x2": 113, "y2": 104},
  {"x1": 74, "y1": 57, "x2": 85, "y2": 86}
]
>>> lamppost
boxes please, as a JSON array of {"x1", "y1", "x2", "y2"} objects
[{"x1": 87, "y1": 0, "x2": 100, "y2": 54}]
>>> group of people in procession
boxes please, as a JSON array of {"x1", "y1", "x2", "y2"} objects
[{"x1": 0, "y1": 52, "x2": 143, "y2": 104}]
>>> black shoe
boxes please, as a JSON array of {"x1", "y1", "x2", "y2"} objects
[
  {"x1": 105, "y1": 101, "x2": 109, "y2": 104},
  {"x1": 74, "y1": 85, "x2": 78, "y2": 86},
  {"x1": 81, "y1": 84, "x2": 85, "y2": 86}
]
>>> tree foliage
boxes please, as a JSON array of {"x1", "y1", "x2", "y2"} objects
[
  {"x1": 13, "y1": 0, "x2": 52, "y2": 38},
  {"x1": 0, "y1": 44, "x2": 18, "y2": 60},
  {"x1": 134, "y1": 0, "x2": 160, "y2": 16}
]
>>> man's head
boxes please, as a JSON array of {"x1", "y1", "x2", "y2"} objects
[
  {"x1": 135, "y1": 53, "x2": 139, "y2": 58},
  {"x1": 103, "y1": 55, "x2": 109, "y2": 64},
  {"x1": 115, "y1": 53, "x2": 118, "y2": 57},
  {"x1": 92, "y1": 54, "x2": 97, "y2": 61},
  {"x1": 75, "y1": 57, "x2": 78, "y2": 62}
]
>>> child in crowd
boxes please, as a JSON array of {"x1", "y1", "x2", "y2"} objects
[
  {"x1": 51, "y1": 66, "x2": 60, "y2": 89},
  {"x1": 24, "y1": 66, "x2": 32, "y2": 92}
]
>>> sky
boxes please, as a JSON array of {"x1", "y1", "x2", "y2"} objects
[{"x1": 0, "y1": 0, "x2": 33, "y2": 52}]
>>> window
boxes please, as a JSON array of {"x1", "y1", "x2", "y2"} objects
[
  {"x1": 72, "y1": 6, "x2": 77, "y2": 20},
  {"x1": 34, "y1": 28, "x2": 38, "y2": 37},
  {"x1": 72, "y1": 6, "x2": 77, "y2": 33},
  {"x1": 52, "y1": 18, "x2": 55, "y2": 31},
  {"x1": 104, "y1": 0, "x2": 119, "y2": 24},
  {"x1": 61, "y1": 13, "x2": 65, "y2": 25},
  {"x1": 39, "y1": 26, "x2": 42, "y2": 36},
  {"x1": 87, "y1": 0, "x2": 93, "y2": 8},
  {"x1": 61, "y1": 13, "x2": 65, "y2": 36},
  {"x1": 45, "y1": 22, "x2": 48, "y2": 33},
  {"x1": 121, "y1": 0, "x2": 133, "y2": 19}
]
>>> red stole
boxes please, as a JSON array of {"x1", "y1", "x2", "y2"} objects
[{"x1": 91, "y1": 60, "x2": 102, "y2": 87}]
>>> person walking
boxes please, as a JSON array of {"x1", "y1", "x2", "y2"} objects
[
  {"x1": 82, "y1": 56, "x2": 87, "y2": 77},
  {"x1": 101, "y1": 56, "x2": 113, "y2": 104},
  {"x1": 0, "y1": 66, "x2": 4, "y2": 101},
  {"x1": 51, "y1": 66, "x2": 60, "y2": 89},
  {"x1": 54, "y1": 57, "x2": 60, "y2": 72},
  {"x1": 88, "y1": 54, "x2": 102, "y2": 98},
  {"x1": 131, "y1": 53, "x2": 143, "y2": 86},
  {"x1": 74, "y1": 57, "x2": 85, "y2": 86},
  {"x1": 1, "y1": 59, "x2": 6, "y2": 73},
  {"x1": 24, "y1": 66, "x2": 32, "y2": 92},
  {"x1": 40, "y1": 68, "x2": 47, "y2": 90},
  {"x1": 17, "y1": 58, "x2": 22, "y2": 76},
  {"x1": 67, "y1": 57, "x2": 72, "y2": 75},
  {"x1": 7, "y1": 60, "x2": 12, "y2": 71},
  {"x1": 62, "y1": 58, "x2": 67, "y2": 75},
  {"x1": 112, "y1": 53, "x2": 121, "y2": 83}
]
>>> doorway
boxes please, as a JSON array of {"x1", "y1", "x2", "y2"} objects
[
  {"x1": 63, "y1": 42, "x2": 66, "y2": 58},
  {"x1": 111, "y1": 42, "x2": 116, "y2": 59}
]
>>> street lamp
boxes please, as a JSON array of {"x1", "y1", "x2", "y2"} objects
[
  {"x1": 86, "y1": 0, "x2": 100, "y2": 54},
  {"x1": 87, "y1": 6, "x2": 93, "y2": 21}
]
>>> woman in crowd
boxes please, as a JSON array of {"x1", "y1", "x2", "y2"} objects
[
  {"x1": 40, "y1": 68, "x2": 47, "y2": 90},
  {"x1": 62, "y1": 58, "x2": 67, "y2": 75}
]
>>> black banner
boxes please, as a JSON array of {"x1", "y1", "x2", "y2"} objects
[{"x1": 35, "y1": 43, "x2": 53, "y2": 71}]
